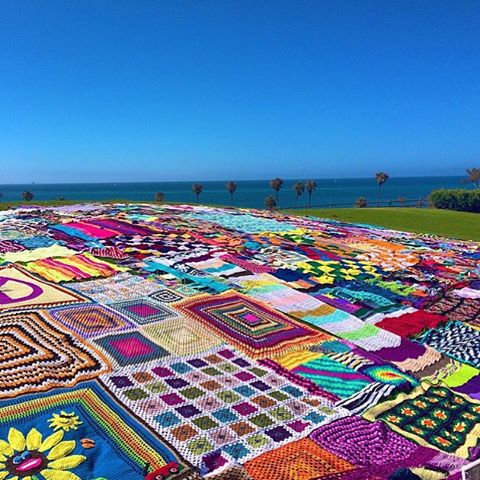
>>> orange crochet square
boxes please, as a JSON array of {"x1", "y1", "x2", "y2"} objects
[{"x1": 244, "y1": 438, "x2": 355, "y2": 480}]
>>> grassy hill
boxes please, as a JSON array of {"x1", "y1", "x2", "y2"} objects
[{"x1": 285, "y1": 207, "x2": 480, "y2": 241}]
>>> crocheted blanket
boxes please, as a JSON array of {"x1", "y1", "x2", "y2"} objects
[{"x1": 0, "y1": 202, "x2": 479, "y2": 480}]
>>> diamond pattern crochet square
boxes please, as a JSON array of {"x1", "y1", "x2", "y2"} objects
[
  {"x1": 150, "y1": 289, "x2": 184, "y2": 303},
  {"x1": 94, "y1": 331, "x2": 169, "y2": 366},
  {"x1": 143, "y1": 316, "x2": 223, "y2": 355},
  {"x1": 174, "y1": 291, "x2": 326, "y2": 358},
  {"x1": 108, "y1": 298, "x2": 178, "y2": 325},
  {"x1": 49, "y1": 304, "x2": 135, "y2": 338},
  {"x1": 102, "y1": 346, "x2": 345, "y2": 470}
]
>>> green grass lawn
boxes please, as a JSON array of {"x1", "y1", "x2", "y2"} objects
[{"x1": 285, "y1": 207, "x2": 480, "y2": 242}]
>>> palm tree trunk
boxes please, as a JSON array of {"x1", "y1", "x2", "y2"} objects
[
  {"x1": 377, "y1": 184, "x2": 381, "y2": 206},
  {"x1": 308, "y1": 192, "x2": 311, "y2": 208}
]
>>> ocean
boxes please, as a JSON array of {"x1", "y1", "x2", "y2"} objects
[{"x1": 0, "y1": 176, "x2": 469, "y2": 210}]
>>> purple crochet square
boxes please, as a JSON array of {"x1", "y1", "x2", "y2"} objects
[
  {"x1": 110, "y1": 375, "x2": 134, "y2": 388},
  {"x1": 165, "y1": 377, "x2": 189, "y2": 389},
  {"x1": 188, "y1": 358, "x2": 208, "y2": 368},
  {"x1": 161, "y1": 393, "x2": 183, "y2": 406},
  {"x1": 250, "y1": 380, "x2": 269, "y2": 391},
  {"x1": 152, "y1": 366, "x2": 174, "y2": 378},
  {"x1": 217, "y1": 349, "x2": 236, "y2": 359},
  {"x1": 176, "y1": 404, "x2": 201, "y2": 418},
  {"x1": 232, "y1": 402, "x2": 258, "y2": 416},
  {"x1": 265, "y1": 426, "x2": 292, "y2": 442}
]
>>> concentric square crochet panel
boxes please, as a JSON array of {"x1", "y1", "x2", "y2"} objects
[{"x1": 0, "y1": 203, "x2": 478, "y2": 480}]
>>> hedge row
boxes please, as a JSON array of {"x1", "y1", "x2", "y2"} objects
[{"x1": 430, "y1": 189, "x2": 480, "y2": 212}]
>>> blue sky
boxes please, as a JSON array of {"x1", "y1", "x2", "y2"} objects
[{"x1": 0, "y1": 1, "x2": 478, "y2": 183}]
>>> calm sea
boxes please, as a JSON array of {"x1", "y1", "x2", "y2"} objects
[{"x1": 0, "y1": 176, "x2": 468, "y2": 210}]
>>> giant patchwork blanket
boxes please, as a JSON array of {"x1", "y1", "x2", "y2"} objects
[{"x1": 0, "y1": 203, "x2": 478, "y2": 480}]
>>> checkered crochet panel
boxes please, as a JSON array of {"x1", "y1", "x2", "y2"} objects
[
  {"x1": 101, "y1": 346, "x2": 347, "y2": 473},
  {"x1": 1, "y1": 202, "x2": 480, "y2": 479}
]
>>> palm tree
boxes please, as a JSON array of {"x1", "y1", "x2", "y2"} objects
[
  {"x1": 375, "y1": 172, "x2": 389, "y2": 206},
  {"x1": 225, "y1": 181, "x2": 237, "y2": 203},
  {"x1": 356, "y1": 197, "x2": 367, "y2": 208},
  {"x1": 265, "y1": 196, "x2": 277, "y2": 210},
  {"x1": 22, "y1": 191, "x2": 34, "y2": 201},
  {"x1": 154, "y1": 192, "x2": 165, "y2": 203},
  {"x1": 270, "y1": 178, "x2": 284, "y2": 206},
  {"x1": 305, "y1": 180, "x2": 317, "y2": 208},
  {"x1": 192, "y1": 183, "x2": 203, "y2": 203},
  {"x1": 293, "y1": 181, "x2": 305, "y2": 206}
]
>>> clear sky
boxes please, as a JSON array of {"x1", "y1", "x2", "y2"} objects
[{"x1": 0, "y1": 1, "x2": 478, "y2": 184}]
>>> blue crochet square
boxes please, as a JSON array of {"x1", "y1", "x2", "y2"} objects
[
  {"x1": 154, "y1": 411, "x2": 181, "y2": 428},
  {"x1": 223, "y1": 442, "x2": 250, "y2": 460},
  {"x1": 211, "y1": 408, "x2": 238, "y2": 423},
  {"x1": 234, "y1": 385, "x2": 256, "y2": 397},
  {"x1": 170, "y1": 362, "x2": 193, "y2": 374}
]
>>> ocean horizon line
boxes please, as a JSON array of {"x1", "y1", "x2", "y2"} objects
[{"x1": 0, "y1": 174, "x2": 465, "y2": 187}]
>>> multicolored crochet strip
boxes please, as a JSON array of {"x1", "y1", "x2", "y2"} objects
[{"x1": 0, "y1": 202, "x2": 479, "y2": 480}]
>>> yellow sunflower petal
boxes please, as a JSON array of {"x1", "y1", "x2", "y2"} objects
[
  {"x1": 0, "y1": 471, "x2": 9, "y2": 480},
  {"x1": 47, "y1": 440, "x2": 76, "y2": 461},
  {"x1": 0, "y1": 440, "x2": 12, "y2": 456},
  {"x1": 41, "y1": 469, "x2": 81, "y2": 480},
  {"x1": 39, "y1": 431, "x2": 64, "y2": 453},
  {"x1": 8, "y1": 428, "x2": 25, "y2": 452},
  {"x1": 26, "y1": 428, "x2": 42, "y2": 451},
  {"x1": 48, "y1": 454, "x2": 86, "y2": 470}
]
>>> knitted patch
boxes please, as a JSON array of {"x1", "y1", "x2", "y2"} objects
[
  {"x1": 143, "y1": 317, "x2": 224, "y2": 356},
  {"x1": 418, "y1": 321, "x2": 480, "y2": 369},
  {"x1": 364, "y1": 383, "x2": 480, "y2": 459},
  {"x1": 174, "y1": 291, "x2": 327, "y2": 358},
  {"x1": 94, "y1": 331, "x2": 169, "y2": 367},
  {"x1": 150, "y1": 288, "x2": 184, "y2": 303},
  {"x1": 108, "y1": 298, "x2": 178, "y2": 325},
  {"x1": 0, "y1": 311, "x2": 109, "y2": 398},
  {"x1": 0, "y1": 381, "x2": 197, "y2": 479},
  {"x1": 0, "y1": 264, "x2": 87, "y2": 313},
  {"x1": 310, "y1": 416, "x2": 465, "y2": 480},
  {"x1": 244, "y1": 438, "x2": 355, "y2": 479},
  {"x1": 49, "y1": 304, "x2": 135, "y2": 338},
  {"x1": 24, "y1": 252, "x2": 127, "y2": 283},
  {"x1": 102, "y1": 346, "x2": 346, "y2": 473}
]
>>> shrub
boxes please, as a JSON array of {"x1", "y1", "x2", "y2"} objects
[
  {"x1": 355, "y1": 197, "x2": 367, "y2": 208},
  {"x1": 430, "y1": 189, "x2": 480, "y2": 213}
]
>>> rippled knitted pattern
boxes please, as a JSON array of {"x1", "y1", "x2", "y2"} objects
[
  {"x1": 418, "y1": 321, "x2": 480, "y2": 368},
  {"x1": 0, "y1": 311, "x2": 109, "y2": 398},
  {"x1": 24, "y1": 252, "x2": 126, "y2": 282},
  {"x1": 364, "y1": 383, "x2": 480, "y2": 458}
]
